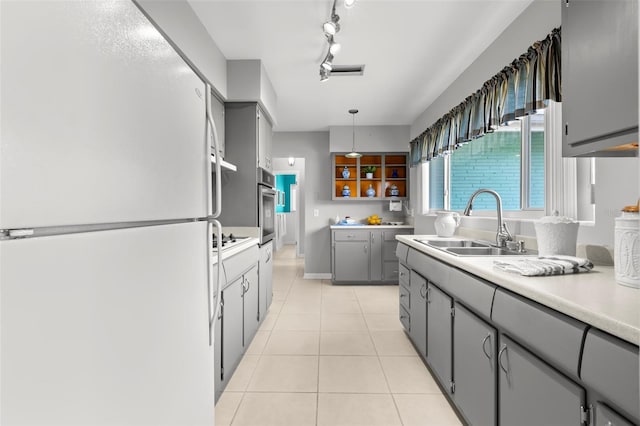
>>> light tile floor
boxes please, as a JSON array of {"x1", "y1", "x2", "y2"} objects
[{"x1": 215, "y1": 245, "x2": 463, "y2": 426}]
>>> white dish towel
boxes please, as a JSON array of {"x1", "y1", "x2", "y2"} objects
[{"x1": 493, "y1": 256, "x2": 594, "y2": 276}]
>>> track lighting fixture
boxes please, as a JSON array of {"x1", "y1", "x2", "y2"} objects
[{"x1": 319, "y1": 0, "x2": 356, "y2": 81}]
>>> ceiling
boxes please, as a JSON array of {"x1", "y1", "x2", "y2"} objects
[{"x1": 188, "y1": 0, "x2": 533, "y2": 132}]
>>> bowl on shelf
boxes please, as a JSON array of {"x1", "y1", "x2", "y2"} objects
[{"x1": 387, "y1": 221, "x2": 404, "y2": 226}]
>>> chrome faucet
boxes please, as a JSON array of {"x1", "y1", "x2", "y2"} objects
[{"x1": 463, "y1": 189, "x2": 513, "y2": 247}]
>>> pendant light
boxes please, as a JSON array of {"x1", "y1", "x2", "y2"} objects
[{"x1": 345, "y1": 109, "x2": 362, "y2": 158}]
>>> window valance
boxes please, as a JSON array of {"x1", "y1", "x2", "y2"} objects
[{"x1": 409, "y1": 27, "x2": 561, "y2": 166}]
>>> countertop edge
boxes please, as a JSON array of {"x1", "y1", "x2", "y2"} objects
[
  {"x1": 397, "y1": 235, "x2": 640, "y2": 346},
  {"x1": 330, "y1": 225, "x2": 414, "y2": 229}
]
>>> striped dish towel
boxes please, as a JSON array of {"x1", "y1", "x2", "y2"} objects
[{"x1": 493, "y1": 256, "x2": 594, "y2": 276}]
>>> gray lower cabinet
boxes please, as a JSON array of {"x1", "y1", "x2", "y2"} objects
[
  {"x1": 220, "y1": 277, "x2": 244, "y2": 398},
  {"x1": 452, "y1": 302, "x2": 497, "y2": 426},
  {"x1": 332, "y1": 228, "x2": 413, "y2": 283},
  {"x1": 409, "y1": 271, "x2": 427, "y2": 358},
  {"x1": 595, "y1": 403, "x2": 635, "y2": 426},
  {"x1": 426, "y1": 282, "x2": 453, "y2": 392},
  {"x1": 333, "y1": 235, "x2": 369, "y2": 282},
  {"x1": 242, "y1": 264, "x2": 259, "y2": 347},
  {"x1": 259, "y1": 241, "x2": 273, "y2": 321},
  {"x1": 498, "y1": 334, "x2": 586, "y2": 426}
]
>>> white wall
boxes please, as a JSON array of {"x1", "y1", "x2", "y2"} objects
[
  {"x1": 273, "y1": 131, "x2": 408, "y2": 276},
  {"x1": 136, "y1": 0, "x2": 227, "y2": 98},
  {"x1": 410, "y1": 0, "x2": 561, "y2": 139},
  {"x1": 329, "y1": 126, "x2": 410, "y2": 153},
  {"x1": 227, "y1": 60, "x2": 278, "y2": 125}
]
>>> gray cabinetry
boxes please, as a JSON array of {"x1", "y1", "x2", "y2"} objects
[
  {"x1": 257, "y1": 106, "x2": 273, "y2": 171},
  {"x1": 453, "y1": 302, "x2": 497, "y2": 426},
  {"x1": 426, "y1": 283, "x2": 453, "y2": 392},
  {"x1": 498, "y1": 335, "x2": 586, "y2": 426},
  {"x1": 332, "y1": 228, "x2": 413, "y2": 284},
  {"x1": 370, "y1": 230, "x2": 383, "y2": 281},
  {"x1": 595, "y1": 403, "x2": 635, "y2": 426},
  {"x1": 332, "y1": 230, "x2": 369, "y2": 282},
  {"x1": 562, "y1": 0, "x2": 638, "y2": 157},
  {"x1": 220, "y1": 277, "x2": 244, "y2": 395},
  {"x1": 259, "y1": 241, "x2": 273, "y2": 321},
  {"x1": 242, "y1": 264, "x2": 259, "y2": 347},
  {"x1": 581, "y1": 328, "x2": 640, "y2": 423},
  {"x1": 409, "y1": 271, "x2": 427, "y2": 358}
]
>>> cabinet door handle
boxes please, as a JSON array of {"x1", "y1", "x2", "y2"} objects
[
  {"x1": 372, "y1": 235, "x2": 375, "y2": 244},
  {"x1": 419, "y1": 283, "x2": 427, "y2": 299},
  {"x1": 426, "y1": 286, "x2": 431, "y2": 303},
  {"x1": 364, "y1": 245, "x2": 367, "y2": 253},
  {"x1": 498, "y1": 344, "x2": 509, "y2": 384},
  {"x1": 481, "y1": 334, "x2": 492, "y2": 360}
]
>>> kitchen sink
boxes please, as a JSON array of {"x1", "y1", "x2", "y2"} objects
[
  {"x1": 417, "y1": 238, "x2": 536, "y2": 256},
  {"x1": 419, "y1": 239, "x2": 490, "y2": 248}
]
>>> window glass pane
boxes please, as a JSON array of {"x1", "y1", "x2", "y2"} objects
[
  {"x1": 450, "y1": 122, "x2": 521, "y2": 211},
  {"x1": 528, "y1": 112, "x2": 545, "y2": 209},
  {"x1": 428, "y1": 156, "x2": 444, "y2": 210}
]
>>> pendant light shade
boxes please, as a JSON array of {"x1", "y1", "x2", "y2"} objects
[{"x1": 345, "y1": 109, "x2": 362, "y2": 158}]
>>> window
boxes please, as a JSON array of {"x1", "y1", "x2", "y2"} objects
[
  {"x1": 422, "y1": 101, "x2": 594, "y2": 221},
  {"x1": 428, "y1": 111, "x2": 545, "y2": 215}
]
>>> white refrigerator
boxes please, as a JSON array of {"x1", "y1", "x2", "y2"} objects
[{"x1": 1, "y1": 1, "x2": 219, "y2": 424}]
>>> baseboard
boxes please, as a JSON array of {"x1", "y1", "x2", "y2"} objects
[{"x1": 303, "y1": 273, "x2": 332, "y2": 280}]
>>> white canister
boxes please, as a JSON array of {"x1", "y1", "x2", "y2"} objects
[
  {"x1": 434, "y1": 211, "x2": 460, "y2": 237},
  {"x1": 534, "y1": 213, "x2": 580, "y2": 256},
  {"x1": 615, "y1": 208, "x2": 639, "y2": 289}
]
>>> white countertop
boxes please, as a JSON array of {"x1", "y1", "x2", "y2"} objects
[
  {"x1": 211, "y1": 237, "x2": 259, "y2": 264},
  {"x1": 397, "y1": 235, "x2": 640, "y2": 345},
  {"x1": 331, "y1": 224, "x2": 414, "y2": 229}
]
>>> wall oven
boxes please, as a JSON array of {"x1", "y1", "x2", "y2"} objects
[{"x1": 258, "y1": 168, "x2": 276, "y2": 245}]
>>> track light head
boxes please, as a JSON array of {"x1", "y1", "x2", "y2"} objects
[
  {"x1": 344, "y1": 0, "x2": 356, "y2": 8},
  {"x1": 321, "y1": 53, "x2": 334, "y2": 71},
  {"x1": 323, "y1": 19, "x2": 340, "y2": 35},
  {"x1": 329, "y1": 39, "x2": 341, "y2": 54},
  {"x1": 319, "y1": 67, "x2": 330, "y2": 82}
]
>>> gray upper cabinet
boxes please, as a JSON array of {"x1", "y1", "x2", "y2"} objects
[
  {"x1": 257, "y1": 106, "x2": 273, "y2": 171},
  {"x1": 498, "y1": 335, "x2": 586, "y2": 426},
  {"x1": 453, "y1": 302, "x2": 497, "y2": 426},
  {"x1": 562, "y1": 0, "x2": 638, "y2": 157},
  {"x1": 409, "y1": 271, "x2": 427, "y2": 359},
  {"x1": 427, "y1": 283, "x2": 453, "y2": 392}
]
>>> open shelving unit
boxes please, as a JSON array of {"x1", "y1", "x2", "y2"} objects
[{"x1": 332, "y1": 152, "x2": 409, "y2": 200}]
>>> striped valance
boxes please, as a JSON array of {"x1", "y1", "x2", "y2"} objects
[{"x1": 409, "y1": 27, "x2": 561, "y2": 166}]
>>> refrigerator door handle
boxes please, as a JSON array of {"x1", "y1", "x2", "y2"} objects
[
  {"x1": 206, "y1": 83, "x2": 222, "y2": 218},
  {"x1": 208, "y1": 219, "x2": 224, "y2": 346}
]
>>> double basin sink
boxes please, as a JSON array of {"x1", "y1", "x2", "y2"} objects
[{"x1": 417, "y1": 238, "x2": 535, "y2": 256}]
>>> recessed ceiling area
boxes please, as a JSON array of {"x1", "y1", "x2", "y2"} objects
[{"x1": 188, "y1": 0, "x2": 534, "y2": 132}]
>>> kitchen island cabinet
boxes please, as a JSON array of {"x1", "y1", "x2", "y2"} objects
[
  {"x1": 395, "y1": 235, "x2": 639, "y2": 425},
  {"x1": 330, "y1": 225, "x2": 413, "y2": 284}
]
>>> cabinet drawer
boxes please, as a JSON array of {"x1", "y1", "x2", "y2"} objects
[
  {"x1": 581, "y1": 328, "x2": 639, "y2": 422},
  {"x1": 222, "y1": 244, "x2": 259, "y2": 287},
  {"x1": 446, "y1": 268, "x2": 496, "y2": 320},
  {"x1": 406, "y1": 248, "x2": 449, "y2": 286},
  {"x1": 492, "y1": 289, "x2": 586, "y2": 377},
  {"x1": 398, "y1": 263, "x2": 410, "y2": 287},
  {"x1": 399, "y1": 304, "x2": 410, "y2": 331},
  {"x1": 399, "y1": 283, "x2": 410, "y2": 311},
  {"x1": 396, "y1": 242, "x2": 409, "y2": 263},
  {"x1": 333, "y1": 230, "x2": 369, "y2": 241}
]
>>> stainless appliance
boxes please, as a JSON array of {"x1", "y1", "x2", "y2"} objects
[
  {"x1": 0, "y1": 2, "x2": 225, "y2": 424},
  {"x1": 258, "y1": 167, "x2": 277, "y2": 245}
]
